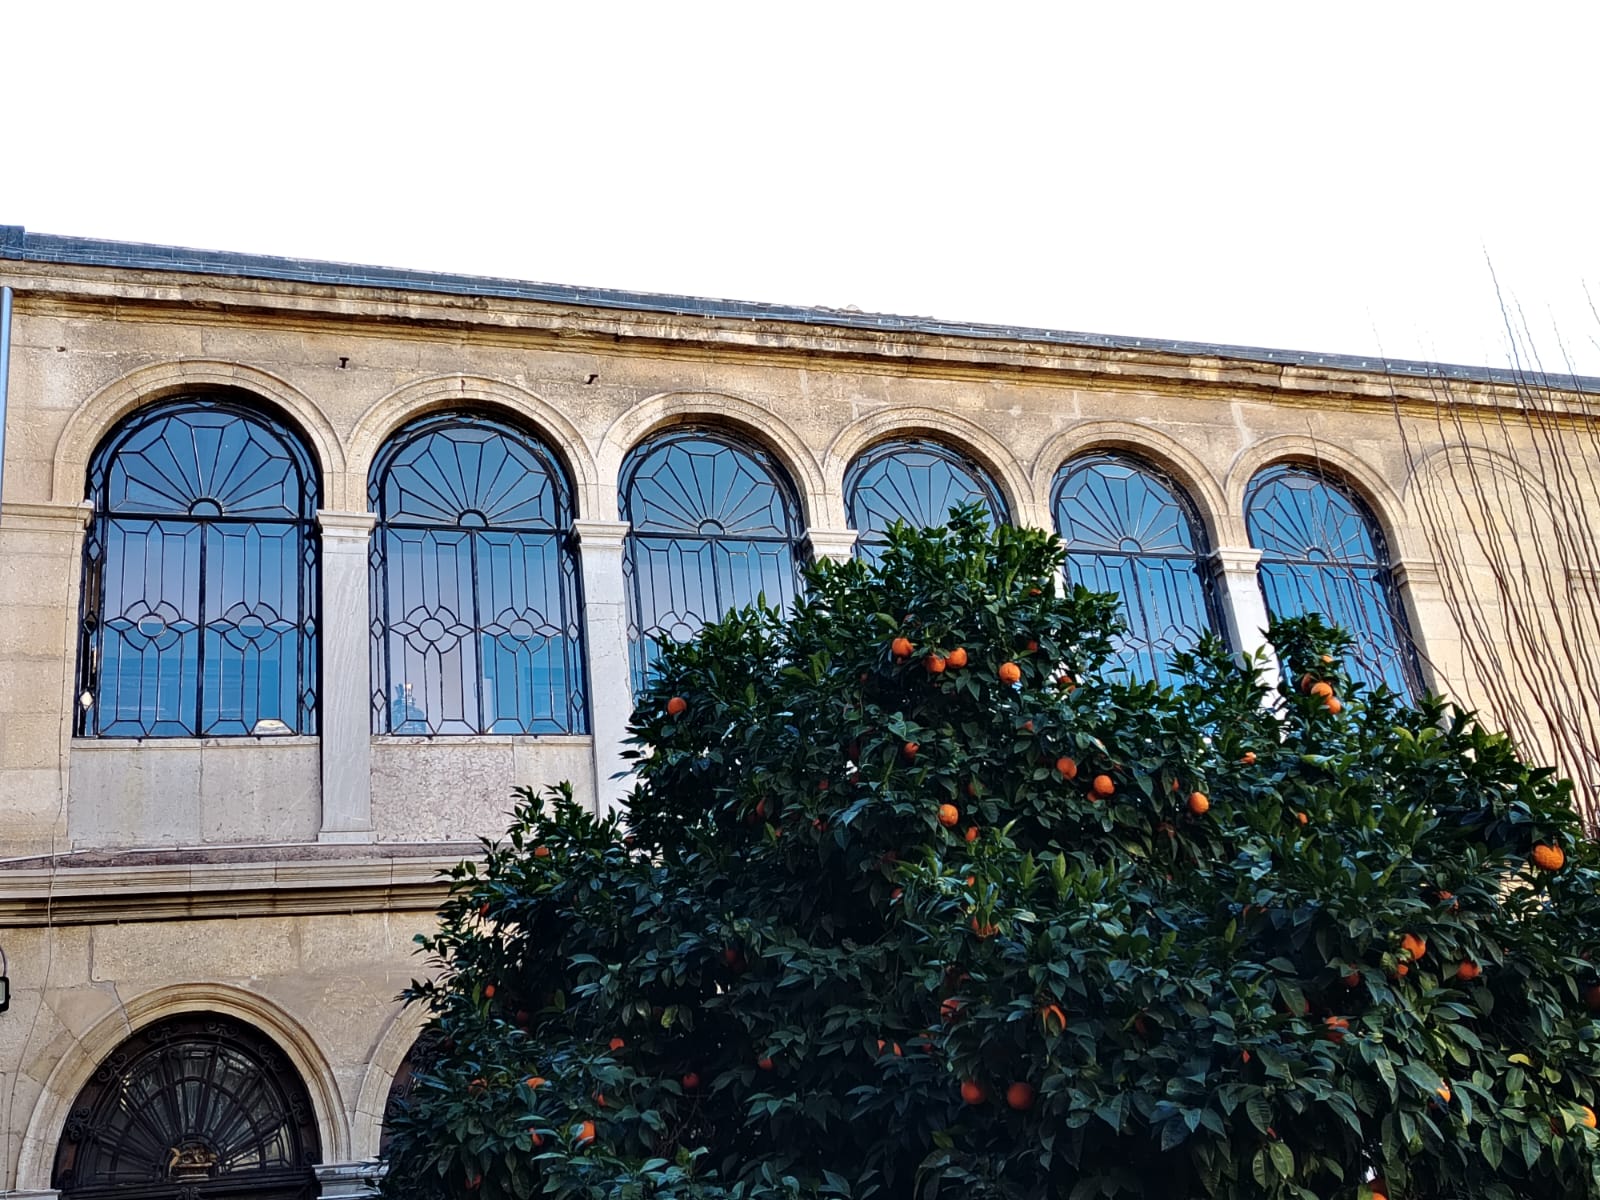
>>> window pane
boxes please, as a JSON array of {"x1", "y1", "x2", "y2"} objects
[
  {"x1": 1245, "y1": 464, "x2": 1419, "y2": 696},
  {"x1": 844, "y1": 439, "x2": 1008, "y2": 562},
  {"x1": 1053, "y1": 454, "x2": 1221, "y2": 686},
  {"x1": 370, "y1": 413, "x2": 587, "y2": 735}
]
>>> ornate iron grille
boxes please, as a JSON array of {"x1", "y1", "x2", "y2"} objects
[
  {"x1": 52, "y1": 1013, "x2": 320, "y2": 1200},
  {"x1": 369, "y1": 412, "x2": 588, "y2": 735},
  {"x1": 76, "y1": 396, "x2": 319, "y2": 737},
  {"x1": 1245, "y1": 463, "x2": 1421, "y2": 696},
  {"x1": 378, "y1": 1029, "x2": 445, "y2": 1157},
  {"x1": 843, "y1": 438, "x2": 1009, "y2": 563},
  {"x1": 1053, "y1": 453, "x2": 1224, "y2": 686},
  {"x1": 620, "y1": 428, "x2": 803, "y2": 693}
]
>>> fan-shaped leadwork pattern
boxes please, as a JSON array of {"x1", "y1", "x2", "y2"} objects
[
  {"x1": 52, "y1": 1014, "x2": 320, "y2": 1200},
  {"x1": 1053, "y1": 454, "x2": 1223, "y2": 686},
  {"x1": 369, "y1": 413, "x2": 587, "y2": 735},
  {"x1": 621, "y1": 429, "x2": 803, "y2": 692},
  {"x1": 844, "y1": 439, "x2": 1009, "y2": 563},
  {"x1": 1245, "y1": 463, "x2": 1420, "y2": 696},
  {"x1": 76, "y1": 397, "x2": 319, "y2": 737}
]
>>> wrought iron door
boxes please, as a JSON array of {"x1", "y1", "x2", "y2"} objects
[
  {"x1": 1245, "y1": 463, "x2": 1420, "y2": 696},
  {"x1": 53, "y1": 1014, "x2": 320, "y2": 1200},
  {"x1": 1053, "y1": 453, "x2": 1223, "y2": 686},
  {"x1": 843, "y1": 438, "x2": 1008, "y2": 563}
]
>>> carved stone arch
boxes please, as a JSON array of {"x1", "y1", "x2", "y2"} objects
[
  {"x1": 350, "y1": 1002, "x2": 432, "y2": 1161},
  {"x1": 348, "y1": 375, "x2": 601, "y2": 520},
  {"x1": 826, "y1": 408, "x2": 1034, "y2": 530},
  {"x1": 17, "y1": 983, "x2": 349, "y2": 1192},
  {"x1": 1403, "y1": 441, "x2": 1561, "y2": 524},
  {"x1": 1033, "y1": 421, "x2": 1231, "y2": 549},
  {"x1": 598, "y1": 392, "x2": 827, "y2": 528},
  {"x1": 1225, "y1": 435, "x2": 1419, "y2": 563},
  {"x1": 52, "y1": 361, "x2": 344, "y2": 507}
]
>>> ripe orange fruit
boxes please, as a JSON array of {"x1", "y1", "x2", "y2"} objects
[
  {"x1": 469, "y1": 1077, "x2": 488, "y2": 1093},
  {"x1": 1370, "y1": 1179, "x2": 1389, "y2": 1200},
  {"x1": 1320, "y1": 654, "x2": 1334, "y2": 664},
  {"x1": 1005, "y1": 1081, "x2": 1037, "y2": 1110},
  {"x1": 1583, "y1": 984, "x2": 1600, "y2": 1011},
  {"x1": 891, "y1": 636, "x2": 914, "y2": 659},
  {"x1": 1400, "y1": 933, "x2": 1427, "y2": 962},
  {"x1": 1091, "y1": 774, "x2": 1115, "y2": 798},
  {"x1": 608, "y1": 1036, "x2": 625, "y2": 1051},
  {"x1": 1187, "y1": 791, "x2": 1210, "y2": 816},
  {"x1": 941, "y1": 997, "x2": 964, "y2": 1022},
  {"x1": 682, "y1": 1072, "x2": 700, "y2": 1089},
  {"x1": 526, "y1": 1075, "x2": 546, "y2": 1089},
  {"x1": 1058, "y1": 672, "x2": 1075, "y2": 689},
  {"x1": 998, "y1": 661, "x2": 1022, "y2": 685},
  {"x1": 1055, "y1": 756, "x2": 1078, "y2": 780},
  {"x1": 1310, "y1": 681, "x2": 1334, "y2": 698},
  {"x1": 1039, "y1": 1003, "x2": 1067, "y2": 1034},
  {"x1": 1343, "y1": 971, "x2": 1361, "y2": 989},
  {"x1": 529, "y1": 1129, "x2": 544, "y2": 1147},
  {"x1": 534, "y1": 844, "x2": 551, "y2": 859},
  {"x1": 666, "y1": 695, "x2": 687, "y2": 716},
  {"x1": 1435, "y1": 1082, "x2": 1452, "y2": 1104},
  {"x1": 1456, "y1": 961, "x2": 1481, "y2": 982},
  {"x1": 574, "y1": 1119, "x2": 596, "y2": 1146},
  {"x1": 1324, "y1": 695, "x2": 1343, "y2": 715},
  {"x1": 926, "y1": 654, "x2": 946, "y2": 674},
  {"x1": 483, "y1": 984, "x2": 496, "y2": 999},
  {"x1": 1324, "y1": 1016, "x2": 1349, "y2": 1043},
  {"x1": 960, "y1": 1079, "x2": 987, "y2": 1105},
  {"x1": 1240, "y1": 750, "x2": 1257, "y2": 765},
  {"x1": 1394, "y1": 962, "x2": 1410, "y2": 978},
  {"x1": 1299, "y1": 673, "x2": 1317, "y2": 694},
  {"x1": 1295, "y1": 811, "x2": 1308, "y2": 825},
  {"x1": 757, "y1": 1056, "x2": 775, "y2": 1071},
  {"x1": 903, "y1": 741, "x2": 919, "y2": 760},
  {"x1": 1583, "y1": 1105, "x2": 1598, "y2": 1129},
  {"x1": 1532, "y1": 843, "x2": 1566, "y2": 870},
  {"x1": 1026, "y1": 640, "x2": 1039, "y2": 652},
  {"x1": 937, "y1": 803, "x2": 960, "y2": 828},
  {"x1": 947, "y1": 646, "x2": 968, "y2": 668},
  {"x1": 964, "y1": 825, "x2": 979, "y2": 843}
]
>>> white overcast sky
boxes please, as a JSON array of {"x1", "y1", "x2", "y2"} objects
[{"x1": 9, "y1": 2, "x2": 1600, "y2": 375}]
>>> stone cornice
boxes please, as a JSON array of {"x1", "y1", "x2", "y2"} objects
[
  {"x1": 0, "y1": 499, "x2": 93, "y2": 531},
  {"x1": 0, "y1": 855, "x2": 461, "y2": 927}
]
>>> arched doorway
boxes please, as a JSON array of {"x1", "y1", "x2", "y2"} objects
[{"x1": 52, "y1": 1014, "x2": 321, "y2": 1200}]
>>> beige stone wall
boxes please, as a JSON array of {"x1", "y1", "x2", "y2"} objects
[{"x1": 1, "y1": 256, "x2": 1597, "y2": 1193}]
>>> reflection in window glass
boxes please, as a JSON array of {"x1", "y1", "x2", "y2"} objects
[
  {"x1": 621, "y1": 429, "x2": 802, "y2": 693},
  {"x1": 369, "y1": 413, "x2": 587, "y2": 735},
  {"x1": 1053, "y1": 453, "x2": 1222, "y2": 686},
  {"x1": 844, "y1": 439, "x2": 1008, "y2": 563},
  {"x1": 1245, "y1": 464, "x2": 1419, "y2": 696},
  {"x1": 77, "y1": 397, "x2": 319, "y2": 737}
]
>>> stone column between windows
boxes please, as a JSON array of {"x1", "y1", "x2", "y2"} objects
[
  {"x1": 574, "y1": 519, "x2": 634, "y2": 817},
  {"x1": 1391, "y1": 557, "x2": 1445, "y2": 695},
  {"x1": 1208, "y1": 547, "x2": 1281, "y2": 688},
  {"x1": 316, "y1": 510, "x2": 377, "y2": 842},
  {"x1": 805, "y1": 527, "x2": 859, "y2": 564}
]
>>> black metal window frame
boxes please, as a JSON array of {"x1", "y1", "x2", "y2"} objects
[
  {"x1": 368, "y1": 409, "x2": 589, "y2": 736},
  {"x1": 1051, "y1": 451, "x2": 1226, "y2": 685},
  {"x1": 843, "y1": 436, "x2": 1010, "y2": 560},
  {"x1": 620, "y1": 426, "x2": 805, "y2": 693},
  {"x1": 75, "y1": 394, "x2": 320, "y2": 738},
  {"x1": 52, "y1": 1012, "x2": 321, "y2": 1200},
  {"x1": 1244, "y1": 461, "x2": 1423, "y2": 697}
]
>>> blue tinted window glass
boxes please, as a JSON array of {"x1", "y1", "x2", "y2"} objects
[
  {"x1": 1244, "y1": 464, "x2": 1419, "y2": 696},
  {"x1": 621, "y1": 430, "x2": 802, "y2": 692},
  {"x1": 369, "y1": 413, "x2": 588, "y2": 735},
  {"x1": 844, "y1": 439, "x2": 1008, "y2": 564},
  {"x1": 1053, "y1": 453, "x2": 1222, "y2": 686},
  {"x1": 77, "y1": 397, "x2": 319, "y2": 737}
]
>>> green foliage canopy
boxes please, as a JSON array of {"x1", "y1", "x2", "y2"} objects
[{"x1": 385, "y1": 508, "x2": 1600, "y2": 1200}]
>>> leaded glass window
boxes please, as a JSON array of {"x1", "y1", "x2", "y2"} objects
[
  {"x1": 1052, "y1": 453, "x2": 1223, "y2": 686},
  {"x1": 369, "y1": 412, "x2": 587, "y2": 735},
  {"x1": 52, "y1": 1014, "x2": 320, "y2": 1200},
  {"x1": 621, "y1": 428, "x2": 803, "y2": 691},
  {"x1": 844, "y1": 439, "x2": 1009, "y2": 562},
  {"x1": 1245, "y1": 463, "x2": 1420, "y2": 696},
  {"x1": 76, "y1": 396, "x2": 319, "y2": 738}
]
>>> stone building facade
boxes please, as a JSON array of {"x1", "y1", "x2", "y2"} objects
[{"x1": 0, "y1": 227, "x2": 1596, "y2": 1200}]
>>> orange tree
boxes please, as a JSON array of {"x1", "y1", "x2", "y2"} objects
[{"x1": 383, "y1": 507, "x2": 1600, "y2": 1200}]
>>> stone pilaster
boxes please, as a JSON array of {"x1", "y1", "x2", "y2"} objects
[
  {"x1": 1208, "y1": 546, "x2": 1281, "y2": 688},
  {"x1": 574, "y1": 520, "x2": 634, "y2": 816},
  {"x1": 804, "y1": 527, "x2": 859, "y2": 564},
  {"x1": 316, "y1": 511, "x2": 376, "y2": 842},
  {"x1": 1391, "y1": 557, "x2": 1445, "y2": 694}
]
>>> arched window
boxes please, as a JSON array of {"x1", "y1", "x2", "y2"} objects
[
  {"x1": 843, "y1": 438, "x2": 1009, "y2": 562},
  {"x1": 76, "y1": 395, "x2": 319, "y2": 738},
  {"x1": 621, "y1": 428, "x2": 803, "y2": 691},
  {"x1": 1052, "y1": 453, "x2": 1223, "y2": 685},
  {"x1": 53, "y1": 1014, "x2": 321, "y2": 1200},
  {"x1": 369, "y1": 412, "x2": 587, "y2": 735},
  {"x1": 1245, "y1": 463, "x2": 1420, "y2": 695}
]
